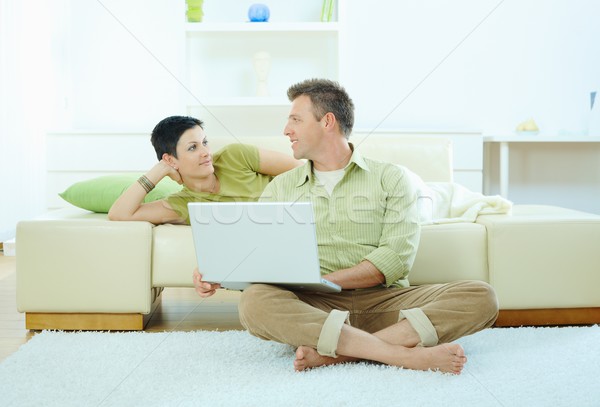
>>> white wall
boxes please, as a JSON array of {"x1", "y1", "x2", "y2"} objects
[
  {"x1": 2, "y1": 0, "x2": 600, "y2": 236},
  {"x1": 1, "y1": 0, "x2": 185, "y2": 237},
  {"x1": 64, "y1": 0, "x2": 186, "y2": 130},
  {"x1": 50, "y1": 0, "x2": 600, "y2": 134},
  {"x1": 0, "y1": 0, "x2": 55, "y2": 240},
  {"x1": 342, "y1": 0, "x2": 599, "y2": 135}
]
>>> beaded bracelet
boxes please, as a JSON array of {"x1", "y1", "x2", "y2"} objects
[{"x1": 137, "y1": 175, "x2": 155, "y2": 193}]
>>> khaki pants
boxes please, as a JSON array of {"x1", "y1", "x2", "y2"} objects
[{"x1": 238, "y1": 281, "x2": 498, "y2": 357}]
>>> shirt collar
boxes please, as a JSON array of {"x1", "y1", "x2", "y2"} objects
[
  {"x1": 348, "y1": 143, "x2": 370, "y2": 172},
  {"x1": 294, "y1": 142, "x2": 370, "y2": 187}
]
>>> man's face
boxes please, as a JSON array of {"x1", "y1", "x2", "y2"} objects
[{"x1": 283, "y1": 95, "x2": 326, "y2": 161}]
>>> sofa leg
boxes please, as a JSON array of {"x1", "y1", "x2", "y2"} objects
[
  {"x1": 25, "y1": 289, "x2": 163, "y2": 331},
  {"x1": 495, "y1": 307, "x2": 600, "y2": 327}
]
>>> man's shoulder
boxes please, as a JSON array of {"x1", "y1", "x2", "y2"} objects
[
  {"x1": 261, "y1": 162, "x2": 309, "y2": 201},
  {"x1": 361, "y1": 156, "x2": 407, "y2": 177},
  {"x1": 356, "y1": 157, "x2": 415, "y2": 193}
]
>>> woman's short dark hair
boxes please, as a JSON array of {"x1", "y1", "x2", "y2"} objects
[
  {"x1": 150, "y1": 116, "x2": 204, "y2": 160},
  {"x1": 287, "y1": 78, "x2": 354, "y2": 138}
]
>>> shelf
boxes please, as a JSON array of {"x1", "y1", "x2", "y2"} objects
[
  {"x1": 185, "y1": 22, "x2": 339, "y2": 34},
  {"x1": 484, "y1": 135, "x2": 600, "y2": 143},
  {"x1": 183, "y1": 3, "x2": 341, "y2": 138},
  {"x1": 187, "y1": 97, "x2": 290, "y2": 108},
  {"x1": 185, "y1": 21, "x2": 339, "y2": 103},
  {"x1": 355, "y1": 128, "x2": 482, "y2": 136}
]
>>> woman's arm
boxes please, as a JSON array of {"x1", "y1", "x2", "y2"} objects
[
  {"x1": 257, "y1": 148, "x2": 303, "y2": 176},
  {"x1": 108, "y1": 160, "x2": 185, "y2": 224}
]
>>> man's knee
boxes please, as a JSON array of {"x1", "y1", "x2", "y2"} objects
[{"x1": 471, "y1": 281, "x2": 499, "y2": 324}]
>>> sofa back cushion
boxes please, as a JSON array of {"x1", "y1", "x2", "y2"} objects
[
  {"x1": 151, "y1": 221, "x2": 488, "y2": 288},
  {"x1": 207, "y1": 135, "x2": 453, "y2": 183},
  {"x1": 351, "y1": 134, "x2": 452, "y2": 182}
]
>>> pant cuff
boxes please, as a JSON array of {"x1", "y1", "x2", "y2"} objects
[
  {"x1": 316, "y1": 309, "x2": 349, "y2": 357},
  {"x1": 399, "y1": 308, "x2": 439, "y2": 347}
]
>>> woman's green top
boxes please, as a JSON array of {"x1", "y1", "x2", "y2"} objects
[{"x1": 166, "y1": 143, "x2": 272, "y2": 224}]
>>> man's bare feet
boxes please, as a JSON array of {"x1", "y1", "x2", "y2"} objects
[
  {"x1": 294, "y1": 343, "x2": 467, "y2": 374},
  {"x1": 294, "y1": 346, "x2": 356, "y2": 371},
  {"x1": 402, "y1": 343, "x2": 467, "y2": 374}
]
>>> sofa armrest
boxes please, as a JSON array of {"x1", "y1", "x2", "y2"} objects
[
  {"x1": 477, "y1": 205, "x2": 600, "y2": 309},
  {"x1": 17, "y1": 219, "x2": 154, "y2": 313}
]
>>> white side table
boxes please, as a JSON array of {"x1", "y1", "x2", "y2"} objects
[{"x1": 483, "y1": 135, "x2": 600, "y2": 198}]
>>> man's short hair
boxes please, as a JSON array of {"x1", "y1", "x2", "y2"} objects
[
  {"x1": 287, "y1": 78, "x2": 354, "y2": 138},
  {"x1": 150, "y1": 116, "x2": 204, "y2": 160}
]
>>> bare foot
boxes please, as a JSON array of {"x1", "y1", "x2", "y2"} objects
[
  {"x1": 401, "y1": 343, "x2": 467, "y2": 374},
  {"x1": 294, "y1": 346, "x2": 357, "y2": 371},
  {"x1": 294, "y1": 343, "x2": 466, "y2": 375}
]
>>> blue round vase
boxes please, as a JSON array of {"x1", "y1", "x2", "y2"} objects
[{"x1": 248, "y1": 4, "x2": 270, "y2": 22}]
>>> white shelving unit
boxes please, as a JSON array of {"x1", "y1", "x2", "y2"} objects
[
  {"x1": 185, "y1": 22, "x2": 339, "y2": 33},
  {"x1": 184, "y1": 3, "x2": 340, "y2": 140}
]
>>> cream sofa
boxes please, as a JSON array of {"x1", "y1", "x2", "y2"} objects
[{"x1": 16, "y1": 136, "x2": 600, "y2": 330}]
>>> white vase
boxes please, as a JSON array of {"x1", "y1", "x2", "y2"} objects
[
  {"x1": 253, "y1": 51, "x2": 271, "y2": 97},
  {"x1": 589, "y1": 91, "x2": 600, "y2": 136}
]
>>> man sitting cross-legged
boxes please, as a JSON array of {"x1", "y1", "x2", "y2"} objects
[{"x1": 193, "y1": 78, "x2": 499, "y2": 374}]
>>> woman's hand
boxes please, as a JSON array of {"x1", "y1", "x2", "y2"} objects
[
  {"x1": 160, "y1": 159, "x2": 183, "y2": 185},
  {"x1": 192, "y1": 267, "x2": 221, "y2": 298}
]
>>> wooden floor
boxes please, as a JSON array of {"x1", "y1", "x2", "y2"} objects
[{"x1": 0, "y1": 253, "x2": 243, "y2": 363}]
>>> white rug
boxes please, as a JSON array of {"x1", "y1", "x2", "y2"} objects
[{"x1": 1, "y1": 326, "x2": 599, "y2": 407}]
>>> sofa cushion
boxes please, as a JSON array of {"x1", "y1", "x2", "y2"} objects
[
  {"x1": 59, "y1": 174, "x2": 182, "y2": 213},
  {"x1": 477, "y1": 205, "x2": 600, "y2": 309},
  {"x1": 410, "y1": 223, "x2": 488, "y2": 285},
  {"x1": 351, "y1": 134, "x2": 453, "y2": 182},
  {"x1": 151, "y1": 222, "x2": 489, "y2": 288}
]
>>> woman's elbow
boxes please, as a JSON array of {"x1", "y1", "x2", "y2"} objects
[{"x1": 107, "y1": 209, "x2": 128, "y2": 221}]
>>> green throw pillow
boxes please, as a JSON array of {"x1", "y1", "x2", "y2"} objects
[{"x1": 59, "y1": 174, "x2": 183, "y2": 213}]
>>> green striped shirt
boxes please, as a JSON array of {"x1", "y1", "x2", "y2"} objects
[{"x1": 260, "y1": 147, "x2": 421, "y2": 288}]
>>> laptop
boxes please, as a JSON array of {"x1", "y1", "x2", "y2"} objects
[{"x1": 188, "y1": 201, "x2": 341, "y2": 293}]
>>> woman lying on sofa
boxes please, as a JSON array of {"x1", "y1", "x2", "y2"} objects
[{"x1": 108, "y1": 115, "x2": 302, "y2": 225}]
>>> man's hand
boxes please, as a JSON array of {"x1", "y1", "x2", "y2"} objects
[{"x1": 192, "y1": 267, "x2": 221, "y2": 298}]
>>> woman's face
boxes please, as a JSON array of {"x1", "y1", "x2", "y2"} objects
[{"x1": 172, "y1": 125, "x2": 214, "y2": 179}]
